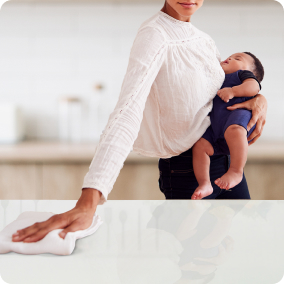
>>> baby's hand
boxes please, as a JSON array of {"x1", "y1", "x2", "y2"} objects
[{"x1": 217, "y1": 88, "x2": 234, "y2": 103}]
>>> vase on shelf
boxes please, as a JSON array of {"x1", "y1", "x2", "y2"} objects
[
  {"x1": 58, "y1": 97, "x2": 82, "y2": 143},
  {"x1": 88, "y1": 83, "x2": 106, "y2": 142}
]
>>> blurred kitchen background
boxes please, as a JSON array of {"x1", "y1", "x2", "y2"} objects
[{"x1": 0, "y1": 0, "x2": 283, "y2": 201}]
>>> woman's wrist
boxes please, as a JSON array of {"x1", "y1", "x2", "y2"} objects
[
  {"x1": 254, "y1": 93, "x2": 267, "y2": 112},
  {"x1": 255, "y1": 93, "x2": 266, "y2": 103},
  {"x1": 75, "y1": 188, "x2": 102, "y2": 212}
]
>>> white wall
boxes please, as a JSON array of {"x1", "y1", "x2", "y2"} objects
[{"x1": 0, "y1": 1, "x2": 283, "y2": 141}]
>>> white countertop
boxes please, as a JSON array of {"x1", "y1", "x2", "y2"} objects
[
  {"x1": 0, "y1": 200, "x2": 284, "y2": 283},
  {"x1": 0, "y1": 139, "x2": 283, "y2": 163}
]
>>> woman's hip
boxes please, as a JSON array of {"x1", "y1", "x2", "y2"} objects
[
  {"x1": 158, "y1": 149, "x2": 229, "y2": 182},
  {"x1": 158, "y1": 147, "x2": 250, "y2": 199}
]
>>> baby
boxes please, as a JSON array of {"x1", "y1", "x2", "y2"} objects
[{"x1": 191, "y1": 51, "x2": 264, "y2": 200}]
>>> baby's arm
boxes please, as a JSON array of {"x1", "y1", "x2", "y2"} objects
[
  {"x1": 217, "y1": 79, "x2": 260, "y2": 103},
  {"x1": 231, "y1": 78, "x2": 260, "y2": 97}
]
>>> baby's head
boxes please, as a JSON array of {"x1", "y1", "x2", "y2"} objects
[{"x1": 220, "y1": 52, "x2": 264, "y2": 82}]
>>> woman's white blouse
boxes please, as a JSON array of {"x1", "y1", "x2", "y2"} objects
[{"x1": 82, "y1": 10, "x2": 226, "y2": 205}]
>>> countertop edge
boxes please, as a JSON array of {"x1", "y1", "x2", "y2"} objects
[{"x1": 0, "y1": 140, "x2": 283, "y2": 163}]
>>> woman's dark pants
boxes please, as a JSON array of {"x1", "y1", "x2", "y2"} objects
[{"x1": 158, "y1": 147, "x2": 251, "y2": 199}]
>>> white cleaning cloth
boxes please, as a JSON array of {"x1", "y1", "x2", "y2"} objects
[{"x1": 0, "y1": 211, "x2": 103, "y2": 256}]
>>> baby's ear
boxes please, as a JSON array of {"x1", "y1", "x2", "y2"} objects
[{"x1": 248, "y1": 65, "x2": 255, "y2": 74}]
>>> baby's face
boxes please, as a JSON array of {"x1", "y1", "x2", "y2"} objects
[{"x1": 220, "y1": 52, "x2": 254, "y2": 74}]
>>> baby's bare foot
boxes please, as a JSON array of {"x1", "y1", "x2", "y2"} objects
[
  {"x1": 214, "y1": 168, "x2": 243, "y2": 190},
  {"x1": 191, "y1": 182, "x2": 213, "y2": 200}
]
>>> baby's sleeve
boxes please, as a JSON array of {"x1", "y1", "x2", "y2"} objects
[
  {"x1": 81, "y1": 25, "x2": 167, "y2": 205},
  {"x1": 238, "y1": 70, "x2": 262, "y2": 91}
]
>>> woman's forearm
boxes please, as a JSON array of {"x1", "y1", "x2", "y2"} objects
[{"x1": 76, "y1": 188, "x2": 102, "y2": 213}]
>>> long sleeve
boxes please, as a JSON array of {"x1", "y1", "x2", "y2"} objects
[{"x1": 82, "y1": 25, "x2": 167, "y2": 205}]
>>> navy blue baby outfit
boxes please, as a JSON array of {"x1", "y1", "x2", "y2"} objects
[{"x1": 202, "y1": 69, "x2": 262, "y2": 155}]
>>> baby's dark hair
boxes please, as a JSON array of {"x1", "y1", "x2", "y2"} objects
[{"x1": 243, "y1": 51, "x2": 264, "y2": 82}]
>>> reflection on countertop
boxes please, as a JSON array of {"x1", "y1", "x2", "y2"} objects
[{"x1": 0, "y1": 200, "x2": 284, "y2": 284}]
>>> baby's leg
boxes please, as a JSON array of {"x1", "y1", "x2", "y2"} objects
[
  {"x1": 192, "y1": 138, "x2": 214, "y2": 200},
  {"x1": 215, "y1": 124, "x2": 248, "y2": 190}
]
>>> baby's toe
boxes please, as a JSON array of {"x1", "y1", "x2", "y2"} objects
[
  {"x1": 214, "y1": 178, "x2": 220, "y2": 186},
  {"x1": 217, "y1": 179, "x2": 222, "y2": 187}
]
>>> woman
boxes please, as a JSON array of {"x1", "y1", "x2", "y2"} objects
[{"x1": 12, "y1": 0, "x2": 267, "y2": 243}]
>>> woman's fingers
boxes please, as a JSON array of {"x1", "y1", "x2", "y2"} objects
[
  {"x1": 12, "y1": 208, "x2": 95, "y2": 243},
  {"x1": 12, "y1": 214, "x2": 66, "y2": 243},
  {"x1": 12, "y1": 222, "x2": 47, "y2": 242},
  {"x1": 12, "y1": 222, "x2": 40, "y2": 241},
  {"x1": 22, "y1": 228, "x2": 53, "y2": 243},
  {"x1": 58, "y1": 220, "x2": 83, "y2": 239},
  {"x1": 58, "y1": 211, "x2": 95, "y2": 239},
  {"x1": 247, "y1": 112, "x2": 259, "y2": 132},
  {"x1": 227, "y1": 102, "x2": 248, "y2": 111},
  {"x1": 248, "y1": 119, "x2": 264, "y2": 145},
  {"x1": 248, "y1": 134, "x2": 260, "y2": 145},
  {"x1": 247, "y1": 106, "x2": 266, "y2": 144},
  {"x1": 247, "y1": 119, "x2": 262, "y2": 142}
]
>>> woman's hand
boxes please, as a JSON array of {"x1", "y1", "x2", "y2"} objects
[
  {"x1": 227, "y1": 94, "x2": 267, "y2": 145},
  {"x1": 11, "y1": 188, "x2": 102, "y2": 243}
]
